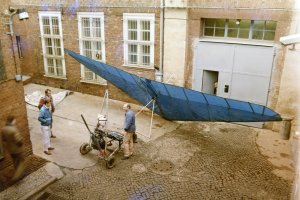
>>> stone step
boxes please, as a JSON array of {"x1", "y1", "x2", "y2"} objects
[{"x1": 0, "y1": 163, "x2": 63, "y2": 200}]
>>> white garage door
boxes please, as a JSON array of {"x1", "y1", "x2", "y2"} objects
[{"x1": 193, "y1": 41, "x2": 275, "y2": 127}]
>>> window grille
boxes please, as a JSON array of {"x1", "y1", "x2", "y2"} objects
[
  {"x1": 38, "y1": 12, "x2": 65, "y2": 77},
  {"x1": 78, "y1": 12, "x2": 106, "y2": 84},
  {"x1": 123, "y1": 14, "x2": 155, "y2": 68},
  {"x1": 204, "y1": 18, "x2": 276, "y2": 41}
]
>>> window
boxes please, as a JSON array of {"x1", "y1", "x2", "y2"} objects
[
  {"x1": 228, "y1": 19, "x2": 251, "y2": 39},
  {"x1": 78, "y1": 12, "x2": 106, "y2": 84},
  {"x1": 204, "y1": 18, "x2": 226, "y2": 37},
  {"x1": 203, "y1": 18, "x2": 276, "y2": 41},
  {"x1": 123, "y1": 13, "x2": 155, "y2": 68},
  {"x1": 38, "y1": 12, "x2": 65, "y2": 77},
  {"x1": 252, "y1": 20, "x2": 277, "y2": 40}
]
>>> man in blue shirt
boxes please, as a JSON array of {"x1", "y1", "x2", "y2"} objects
[
  {"x1": 122, "y1": 103, "x2": 136, "y2": 160},
  {"x1": 38, "y1": 89, "x2": 56, "y2": 138},
  {"x1": 38, "y1": 99, "x2": 55, "y2": 155}
]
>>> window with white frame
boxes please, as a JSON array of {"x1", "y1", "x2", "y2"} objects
[
  {"x1": 38, "y1": 11, "x2": 65, "y2": 77},
  {"x1": 203, "y1": 18, "x2": 277, "y2": 41},
  {"x1": 78, "y1": 12, "x2": 106, "y2": 84},
  {"x1": 123, "y1": 13, "x2": 155, "y2": 68}
]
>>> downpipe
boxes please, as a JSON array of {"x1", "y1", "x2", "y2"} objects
[{"x1": 155, "y1": 0, "x2": 165, "y2": 82}]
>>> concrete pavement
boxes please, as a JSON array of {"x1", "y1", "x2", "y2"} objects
[{"x1": 24, "y1": 83, "x2": 178, "y2": 169}]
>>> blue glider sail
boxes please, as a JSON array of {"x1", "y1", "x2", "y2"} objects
[{"x1": 65, "y1": 49, "x2": 282, "y2": 122}]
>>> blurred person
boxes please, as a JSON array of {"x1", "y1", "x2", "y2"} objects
[{"x1": 1, "y1": 115, "x2": 25, "y2": 181}]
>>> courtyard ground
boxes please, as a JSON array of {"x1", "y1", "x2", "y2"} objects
[{"x1": 0, "y1": 83, "x2": 295, "y2": 199}]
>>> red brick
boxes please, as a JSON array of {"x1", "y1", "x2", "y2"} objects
[{"x1": 0, "y1": 0, "x2": 33, "y2": 170}]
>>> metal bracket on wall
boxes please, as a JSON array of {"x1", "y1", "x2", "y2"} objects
[{"x1": 289, "y1": 44, "x2": 296, "y2": 50}]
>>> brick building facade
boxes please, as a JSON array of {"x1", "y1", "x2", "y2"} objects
[
  {"x1": 4, "y1": 0, "x2": 299, "y2": 133},
  {"x1": 0, "y1": 0, "x2": 32, "y2": 169},
  {"x1": 0, "y1": 0, "x2": 298, "y2": 179},
  {"x1": 0, "y1": 2, "x2": 299, "y2": 197},
  {"x1": 12, "y1": 0, "x2": 161, "y2": 103}
]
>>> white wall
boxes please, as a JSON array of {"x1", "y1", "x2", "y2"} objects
[
  {"x1": 165, "y1": 0, "x2": 188, "y2": 7},
  {"x1": 276, "y1": 8, "x2": 300, "y2": 199},
  {"x1": 163, "y1": 8, "x2": 187, "y2": 86}
]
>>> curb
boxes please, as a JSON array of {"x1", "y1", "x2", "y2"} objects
[{"x1": 19, "y1": 177, "x2": 57, "y2": 200}]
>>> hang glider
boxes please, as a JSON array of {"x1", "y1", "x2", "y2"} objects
[{"x1": 65, "y1": 49, "x2": 282, "y2": 122}]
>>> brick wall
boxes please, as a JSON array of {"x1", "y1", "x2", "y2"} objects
[
  {"x1": 0, "y1": 0, "x2": 32, "y2": 170},
  {"x1": 6, "y1": 0, "x2": 296, "y2": 131},
  {"x1": 11, "y1": 2, "x2": 161, "y2": 105}
]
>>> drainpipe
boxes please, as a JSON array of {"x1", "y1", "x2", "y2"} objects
[
  {"x1": 155, "y1": 0, "x2": 165, "y2": 82},
  {"x1": 8, "y1": 11, "x2": 21, "y2": 81},
  {"x1": 5, "y1": 8, "x2": 21, "y2": 81}
]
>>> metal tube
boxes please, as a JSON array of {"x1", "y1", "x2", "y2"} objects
[
  {"x1": 157, "y1": 0, "x2": 165, "y2": 82},
  {"x1": 148, "y1": 99, "x2": 155, "y2": 138},
  {"x1": 10, "y1": 35, "x2": 18, "y2": 76},
  {"x1": 80, "y1": 114, "x2": 93, "y2": 134},
  {"x1": 6, "y1": 9, "x2": 19, "y2": 79},
  {"x1": 135, "y1": 99, "x2": 154, "y2": 117}
]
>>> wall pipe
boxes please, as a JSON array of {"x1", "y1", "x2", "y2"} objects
[
  {"x1": 156, "y1": 0, "x2": 165, "y2": 82},
  {"x1": 6, "y1": 10, "x2": 20, "y2": 80}
]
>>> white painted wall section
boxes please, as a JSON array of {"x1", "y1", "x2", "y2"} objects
[
  {"x1": 163, "y1": 9, "x2": 187, "y2": 86},
  {"x1": 165, "y1": 0, "x2": 188, "y2": 7}
]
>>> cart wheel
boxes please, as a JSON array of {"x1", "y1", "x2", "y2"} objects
[
  {"x1": 133, "y1": 133, "x2": 137, "y2": 143},
  {"x1": 80, "y1": 143, "x2": 91, "y2": 155},
  {"x1": 106, "y1": 156, "x2": 115, "y2": 169}
]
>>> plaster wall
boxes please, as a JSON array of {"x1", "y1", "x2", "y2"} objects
[
  {"x1": 184, "y1": 6, "x2": 294, "y2": 129},
  {"x1": 163, "y1": 8, "x2": 187, "y2": 86},
  {"x1": 275, "y1": 9, "x2": 300, "y2": 133}
]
